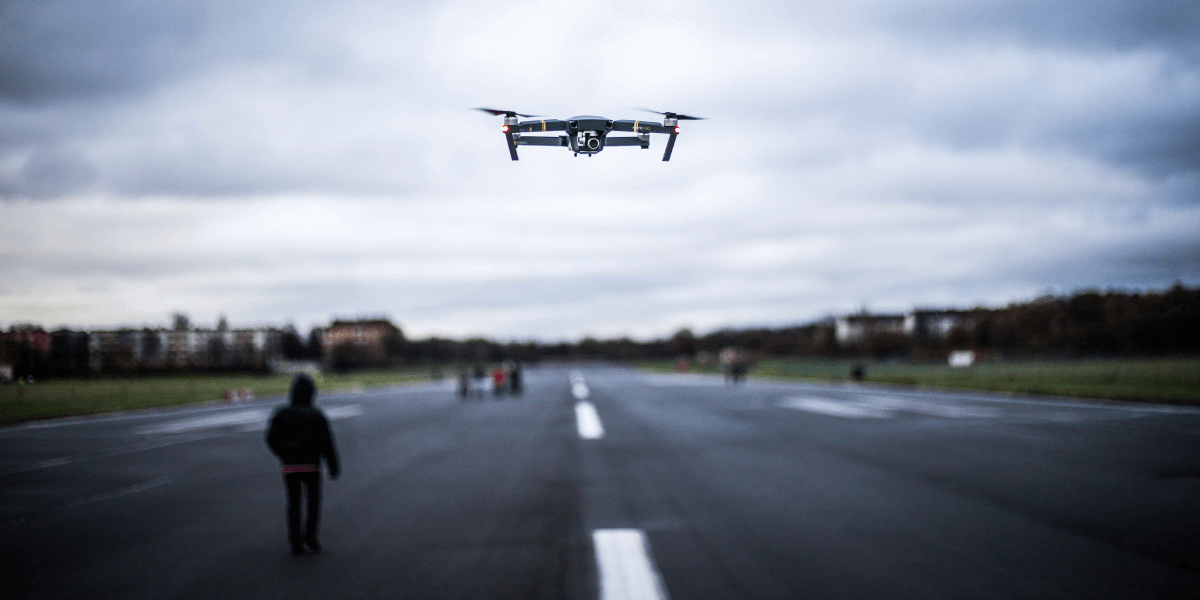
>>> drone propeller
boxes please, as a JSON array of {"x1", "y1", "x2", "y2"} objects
[
  {"x1": 637, "y1": 108, "x2": 705, "y2": 121},
  {"x1": 475, "y1": 108, "x2": 542, "y2": 118}
]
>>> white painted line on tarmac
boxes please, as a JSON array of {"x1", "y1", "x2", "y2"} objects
[
  {"x1": 576, "y1": 401, "x2": 605, "y2": 439},
  {"x1": 859, "y1": 395, "x2": 1001, "y2": 418},
  {"x1": 2, "y1": 429, "x2": 229, "y2": 476},
  {"x1": 139, "y1": 408, "x2": 272, "y2": 435},
  {"x1": 783, "y1": 394, "x2": 1004, "y2": 419},
  {"x1": 593, "y1": 528, "x2": 671, "y2": 600},
  {"x1": 572, "y1": 381, "x2": 590, "y2": 400},
  {"x1": 324, "y1": 404, "x2": 365, "y2": 419},
  {"x1": 140, "y1": 404, "x2": 363, "y2": 435},
  {"x1": 643, "y1": 373, "x2": 725, "y2": 387},
  {"x1": 570, "y1": 370, "x2": 590, "y2": 400},
  {"x1": 781, "y1": 396, "x2": 892, "y2": 419},
  {"x1": 3, "y1": 405, "x2": 364, "y2": 476},
  {"x1": 63, "y1": 475, "x2": 171, "y2": 509}
]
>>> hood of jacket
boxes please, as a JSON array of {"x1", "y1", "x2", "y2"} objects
[{"x1": 291, "y1": 374, "x2": 316, "y2": 407}]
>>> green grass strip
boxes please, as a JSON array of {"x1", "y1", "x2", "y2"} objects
[
  {"x1": 637, "y1": 357, "x2": 1200, "y2": 404},
  {"x1": 0, "y1": 368, "x2": 433, "y2": 425}
]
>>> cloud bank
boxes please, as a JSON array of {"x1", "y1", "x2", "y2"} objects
[{"x1": 1, "y1": 0, "x2": 1197, "y2": 338}]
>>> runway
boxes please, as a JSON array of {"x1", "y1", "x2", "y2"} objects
[{"x1": 3, "y1": 364, "x2": 1199, "y2": 599}]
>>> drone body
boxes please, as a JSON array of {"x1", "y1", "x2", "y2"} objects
[{"x1": 476, "y1": 109, "x2": 703, "y2": 161}]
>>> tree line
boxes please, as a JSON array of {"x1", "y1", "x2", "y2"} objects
[
  {"x1": 307, "y1": 283, "x2": 1200, "y2": 365},
  {"x1": 3, "y1": 283, "x2": 1197, "y2": 380}
]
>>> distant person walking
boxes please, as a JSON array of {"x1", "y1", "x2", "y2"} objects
[
  {"x1": 492, "y1": 366, "x2": 507, "y2": 397},
  {"x1": 508, "y1": 363, "x2": 522, "y2": 395},
  {"x1": 851, "y1": 363, "x2": 865, "y2": 382},
  {"x1": 266, "y1": 374, "x2": 340, "y2": 555},
  {"x1": 457, "y1": 369, "x2": 471, "y2": 401}
]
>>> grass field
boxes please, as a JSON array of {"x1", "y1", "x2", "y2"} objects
[
  {"x1": 5, "y1": 358, "x2": 1198, "y2": 425},
  {"x1": 640, "y1": 357, "x2": 1200, "y2": 404},
  {"x1": 0, "y1": 368, "x2": 434, "y2": 425}
]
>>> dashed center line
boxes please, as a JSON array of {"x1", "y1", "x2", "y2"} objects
[
  {"x1": 576, "y1": 401, "x2": 605, "y2": 439},
  {"x1": 570, "y1": 372, "x2": 605, "y2": 439},
  {"x1": 570, "y1": 369, "x2": 590, "y2": 400},
  {"x1": 593, "y1": 528, "x2": 671, "y2": 600}
]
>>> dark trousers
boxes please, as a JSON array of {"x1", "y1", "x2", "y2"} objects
[{"x1": 284, "y1": 471, "x2": 321, "y2": 546}]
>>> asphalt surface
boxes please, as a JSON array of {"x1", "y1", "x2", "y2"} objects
[{"x1": 3, "y1": 364, "x2": 1200, "y2": 599}]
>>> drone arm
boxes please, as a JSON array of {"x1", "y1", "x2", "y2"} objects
[
  {"x1": 515, "y1": 135, "x2": 569, "y2": 147},
  {"x1": 515, "y1": 119, "x2": 568, "y2": 133},
  {"x1": 611, "y1": 120, "x2": 672, "y2": 134},
  {"x1": 604, "y1": 136, "x2": 649, "y2": 149}
]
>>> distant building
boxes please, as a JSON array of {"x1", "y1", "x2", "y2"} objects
[
  {"x1": 1, "y1": 325, "x2": 51, "y2": 380},
  {"x1": 835, "y1": 310, "x2": 977, "y2": 348},
  {"x1": 904, "y1": 310, "x2": 975, "y2": 342},
  {"x1": 49, "y1": 330, "x2": 89, "y2": 374},
  {"x1": 87, "y1": 327, "x2": 282, "y2": 372},
  {"x1": 835, "y1": 314, "x2": 907, "y2": 345},
  {"x1": 323, "y1": 319, "x2": 404, "y2": 368}
]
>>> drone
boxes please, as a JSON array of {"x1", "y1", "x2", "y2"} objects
[{"x1": 475, "y1": 108, "x2": 704, "y2": 161}]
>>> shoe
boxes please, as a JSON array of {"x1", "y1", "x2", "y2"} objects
[
  {"x1": 305, "y1": 538, "x2": 321, "y2": 553},
  {"x1": 291, "y1": 545, "x2": 306, "y2": 556}
]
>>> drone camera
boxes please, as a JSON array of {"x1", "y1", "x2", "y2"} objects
[{"x1": 577, "y1": 131, "x2": 602, "y2": 151}]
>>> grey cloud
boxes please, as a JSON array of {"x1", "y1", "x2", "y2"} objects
[
  {"x1": 3, "y1": 0, "x2": 221, "y2": 103},
  {"x1": 754, "y1": 0, "x2": 1200, "y2": 56},
  {"x1": 731, "y1": 0, "x2": 1200, "y2": 182},
  {"x1": 764, "y1": 80, "x2": 1200, "y2": 189},
  {"x1": 0, "y1": 0, "x2": 339, "y2": 104},
  {"x1": 0, "y1": 147, "x2": 97, "y2": 198},
  {"x1": 1, "y1": 0, "x2": 439, "y2": 104},
  {"x1": 883, "y1": 0, "x2": 1200, "y2": 57}
]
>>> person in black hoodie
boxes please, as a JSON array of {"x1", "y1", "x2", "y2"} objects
[{"x1": 266, "y1": 374, "x2": 340, "y2": 555}]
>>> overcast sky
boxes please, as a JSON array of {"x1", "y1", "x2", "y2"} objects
[{"x1": 2, "y1": 0, "x2": 1197, "y2": 340}]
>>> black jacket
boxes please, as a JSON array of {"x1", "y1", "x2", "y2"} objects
[{"x1": 266, "y1": 386, "x2": 339, "y2": 476}]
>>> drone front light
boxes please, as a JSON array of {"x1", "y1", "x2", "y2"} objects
[
  {"x1": 501, "y1": 125, "x2": 509, "y2": 133},
  {"x1": 674, "y1": 126, "x2": 680, "y2": 134}
]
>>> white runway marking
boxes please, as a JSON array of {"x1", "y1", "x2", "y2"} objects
[
  {"x1": 325, "y1": 404, "x2": 365, "y2": 419},
  {"x1": 780, "y1": 392, "x2": 1143, "y2": 421},
  {"x1": 63, "y1": 475, "x2": 171, "y2": 509},
  {"x1": 593, "y1": 528, "x2": 671, "y2": 600},
  {"x1": 781, "y1": 396, "x2": 892, "y2": 419},
  {"x1": 861, "y1": 395, "x2": 1001, "y2": 418},
  {"x1": 139, "y1": 409, "x2": 271, "y2": 434},
  {"x1": 576, "y1": 401, "x2": 605, "y2": 439},
  {"x1": 573, "y1": 382, "x2": 590, "y2": 400},
  {"x1": 643, "y1": 373, "x2": 725, "y2": 387},
  {"x1": 570, "y1": 370, "x2": 590, "y2": 400},
  {"x1": 140, "y1": 404, "x2": 363, "y2": 435}
]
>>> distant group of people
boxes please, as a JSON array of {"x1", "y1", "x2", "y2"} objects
[
  {"x1": 458, "y1": 362, "x2": 522, "y2": 400},
  {"x1": 720, "y1": 347, "x2": 750, "y2": 384}
]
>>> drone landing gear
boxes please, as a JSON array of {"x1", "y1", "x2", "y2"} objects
[{"x1": 662, "y1": 130, "x2": 678, "y2": 161}]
